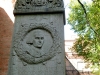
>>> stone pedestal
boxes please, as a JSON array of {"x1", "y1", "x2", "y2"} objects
[{"x1": 8, "y1": 0, "x2": 66, "y2": 75}]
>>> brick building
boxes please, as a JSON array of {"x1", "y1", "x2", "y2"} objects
[
  {"x1": 65, "y1": 39, "x2": 93, "y2": 75},
  {"x1": 0, "y1": 7, "x2": 13, "y2": 75},
  {"x1": 0, "y1": 0, "x2": 14, "y2": 75}
]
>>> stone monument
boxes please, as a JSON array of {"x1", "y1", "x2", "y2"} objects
[{"x1": 8, "y1": 0, "x2": 66, "y2": 75}]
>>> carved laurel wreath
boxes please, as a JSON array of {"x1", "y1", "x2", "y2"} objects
[{"x1": 13, "y1": 23, "x2": 60, "y2": 64}]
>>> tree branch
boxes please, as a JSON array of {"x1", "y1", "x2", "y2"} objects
[{"x1": 77, "y1": 0, "x2": 98, "y2": 35}]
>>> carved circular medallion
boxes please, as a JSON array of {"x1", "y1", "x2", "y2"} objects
[{"x1": 13, "y1": 23, "x2": 60, "y2": 64}]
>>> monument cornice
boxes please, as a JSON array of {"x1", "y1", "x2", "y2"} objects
[
  {"x1": 14, "y1": 8, "x2": 65, "y2": 14},
  {"x1": 14, "y1": 0, "x2": 65, "y2": 14}
]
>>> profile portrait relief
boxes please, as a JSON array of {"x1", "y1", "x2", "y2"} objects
[
  {"x1": 23, "y1": 28, "x2": 53, "y2": 58},
  {"x1": 14, "y1": 24, "x2": 60, "y2": 64},
  {"x1": 32, "y1": 29, "x2": 44, "y2": 49}
]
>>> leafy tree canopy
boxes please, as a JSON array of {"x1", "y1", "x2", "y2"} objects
[{"x1": 68, "y1": 0, "x2": 100, "y2": 73}]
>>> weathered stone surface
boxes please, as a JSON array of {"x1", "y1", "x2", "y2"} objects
[
  {"x1": 8, "y1": 0, "x2": 65, "y2": 75},
  {"x1": 8, "y1": 14, "x2": 65, "y2": 75},
  {"x1": 14, "y1": 0, "x2": 64, "y2": 14}
]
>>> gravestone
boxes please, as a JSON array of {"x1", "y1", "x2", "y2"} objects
[{"x1": 8, "y1": 0, "x2": 66, "y2": 75}]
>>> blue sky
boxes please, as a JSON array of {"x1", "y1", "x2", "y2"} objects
[{"x1": 63, "y1": 0, "x2": 78, "y2": 40}]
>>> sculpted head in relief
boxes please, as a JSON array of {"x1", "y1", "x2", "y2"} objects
[{"x1": 32, "y1": 29, "x2": 44, "y2": 49}]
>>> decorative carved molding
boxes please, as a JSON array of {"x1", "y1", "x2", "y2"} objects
[
  {"x1": 14, "y1": 0, "x2": 64, "y2": 14},
  {"x1": 13, "y1": 23, "x2": 61, "y2": 65}
]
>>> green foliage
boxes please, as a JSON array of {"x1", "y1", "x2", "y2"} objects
[{"x1": 68, "y1": 0, "x2": 100, "y2": 73}]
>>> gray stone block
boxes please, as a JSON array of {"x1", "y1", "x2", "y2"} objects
[
  {"x1": 14, "y1": 0, "x2": 64, "y2": 14},
  {"x1": 8, "y1": 1, "x2": 66, "y2": 75}
]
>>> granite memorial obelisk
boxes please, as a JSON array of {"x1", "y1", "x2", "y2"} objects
[{"x1": 8, "y1": 0, "x2": 66, "y2": 75}]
